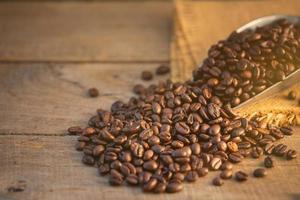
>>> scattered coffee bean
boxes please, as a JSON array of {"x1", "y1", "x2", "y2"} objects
[
  {"x1": 166, "y1": 181, "x2": 183, "y2": 193},
  {"x1": 141, "y1": 71, "x2": 153, "y2": 81},
  {"x1": 288, "y1": 90, "x2": 297, "y2": 100},
  {"x1": 286, "y1": 149, "x2": 297, "y2": 160},
  {"x1": 197, "y1": 167, "x2": 209, "y2": 177},
  {"x1": 133, "y1": 84, "x2": 145, "y2": 95},
  {"x1": 220, "y1": 170, "x2": 233, "y2": 179},
  {"x1": 220, "y1": 162, "x2": 233, "y2": 171},
  {"x1": 253, "y1": 168, "x2": 267, "y2": 178},
  {"x1": 212, "y1": 177, "x2": 224, "y2": 186},
  {"x1": 156, "y1": 65, "x2": 170, "y2": 75},
  {"x1": 67, "y1": 126, "x2": 83, "y2": 135},
  {"x1": 264, "y1": 156, "x2": 274, "y2": 168},
  {"x1": 235, "y1": 171, "x2": 248, "y2": 182},
  {"x1": 88, "y1": 88, "x2": 99, "y2": 97},
  {"x1": 186, "y1": 171, "x2": 198, "y2": 182}
]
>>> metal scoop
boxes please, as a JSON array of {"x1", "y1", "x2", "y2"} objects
[{"x1": 233, "y1": 15, "x2": 300, "y2": 110}]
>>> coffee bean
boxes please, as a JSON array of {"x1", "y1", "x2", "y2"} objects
[
  {"x1": 143, "y1": 160, "x2": 158, "y2": 171},
  {"x1": 210, "y1": 157, "x2": 222, "y2": 170},
  {"x1": 154, "y1": 182, "x2": 167, "y2": 193},
  {"x1": 220, "y1": 170, "x2": 233, "y2": 179},
  {"x1": 82, "y1": 155, "x2": 95, "y2": 165},
  {"x1": 229, "y1": 152, "x2": 243, "y2": 163},
  {"x1": 286, "y1": 149, "x2": 297, "y2": 160},
  {"x1": 133, "y1": 84, "x2": 145, "y2": 95},
  {"x1": 235, "y1": 171, "x2": 248, "y2": 182},
  {"x1": 264, "y1": 143, "x2": 275, "y2": 155},
  {"x1": 253, "y1": 168, "x2": 267, "y2": 178},
  {"x1": 175, "y1": 122, "x2": 190, "y2": 135},
  {"x1": 126, "y1": 174, "x2": 139, "y2": 185},
  {"x1": 166, "y1": 181, "x2": 183, "y2": 193},
  {"x1": 251, "y1": 146, "x2": 264, "y2": 158},
  {"x1": 212, "y1": 177, "x2": 224, "y2": 186},
  {"x1": 209, "y1": 124, "x2": 221, "y2": 136},
  {"x1": 280, "y1": 126, "x2": 293, "y2": 136},
  {"x1": 197, "y1": 167, "x2": 209, "y2": 177},
  {"x1": 288, "y1": 90, "x2": 297, "y2": 100},
  {"x1": 264, "y1": 156, "x2": 274, "y2": 168},
  {"x1": 141, "y1": 71, "x2": 153, "y2": 81},
  {"x1": 156, "y1": 65, "x2": 170, "y2": 75},
  {"x1": 143, "y1": 178, "x2": 158, "y2": 192},
  {"x1": 68, "y1": 126, "x2": 83, "y2": 135},
  {"x1": 88, "y1": 88, "x2": 99, "y2": 97},
  {"x1": 220, "y1": 162, "x2": 233, "y2": 171},
  {"x1": 227, "y1": 141, "x2": 238, "y2": 152},
  {"x1": 273, "y1": 144, "x2": 288, "y2": 156},
  {"x1": 186, "y1": 171, "x2": 198, "y2": 182}
]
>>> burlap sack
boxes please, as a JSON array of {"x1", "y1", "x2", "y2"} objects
[{"x1": 171, "y1": 0, "x2": 300, "y2": 125}]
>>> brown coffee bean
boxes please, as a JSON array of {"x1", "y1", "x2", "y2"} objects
[
  {"x1": 93, "y1": 145, "x2": 105, "y2": 157},
  {"x1": 210, "y1": 157, "x2": 222, "y2": 170},
  {"x1": 264, "y1": 143, "x2": 275, "y2": 155},
  {"x1": 82, "y1": 155, "x2": 95, "y2": 165},
  {"x1": 209, "y1": 124, "x2": 221, "y2": 136},
  {"x1": 126, "y1": 174, "x2": 139, "y2": 185},
  {"x1": 212, "y1": 177, "x2": 224, "y2": 186},
  {"x1": 154, "y1": 182, "x2": 167, "y2": 193},
  {"x1": 286, "y1": 149, "x2": 297, "y2": 160},
  {"x1": 227, "y1": 141, "x2": 238, "y2": 152},
  {"x1": 88, "y1": 88, "x2": 99, "y2": 97},
  {"x1": 288, "y1": 90, "x2": 297, "y2": 100},
  {"x1": 143, "y1": 160, "x2": 158, "y2": 171},
  {"x1": 251, "y1": 146, "x2": 264, "y2": 158},
  {"x1": 235, "y1": 171, "x2": 248, "y2": 182},
  {"x1": 264, "y1": 156, "x2": 274, "y2": 168},
  {"x1": 220, "y1": 170, "x2": 233, "y2": 179},
  {"x1": 280, "y1": 126, "x2": 293, "y2": 136},
  {"x1": 156, "y1": 65, "x2": 170, "y2": 75},
  {"x1": 175, "y1": 122, "x2": 190, "y2": 135},
  {"x1": 133, "y1": 84, "x2": 145, "y2": 95},
  {"x1": 68, "y1": 126, "x2": 83, "y2": 135},
  {"x1": 220, "y1": 162, "x2": 233, "y2": 171},
  {"x1": 273, "y1": 144, "x2": 288, "y2": 156},
  {"x1": 197, "y1": 167, "x2": 209, "y2": 177},
  {"x1": 109, "y1": 176, "x2": 123, "y2": 186},
  {"x1": 143, "y1": 178, "x2": 158, "y2": 192},
  {"x1": 130, "y1": 143, "x2": 144, "y2": 158},
  {"x1": 253, "y1": 168, "x2": 267, "y2": 178},
  {"x1": 229, "y1": 152, "x2": 243, "y2": 163},
  {"x1": 166, "y1": 181, "x2": 183, "y2": 193},
  {"x1": 186, "y1": 171, "x2": 198, "y2": 182},
  {"x1": 141, "y1": 71, "x2": 153, "y2": 81}
]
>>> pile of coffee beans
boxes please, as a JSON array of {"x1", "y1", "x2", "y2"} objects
[
  {"x1": 192, "y1": 19, "x2": 300, "y2": 107},
  {"x1": 70, "y1": 19, "x2": 298, "y2": 194},
  {"x1": 72, "y1": 80, "x2": 296, "y2": 193}
]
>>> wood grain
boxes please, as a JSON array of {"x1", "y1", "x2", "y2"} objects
[
  {"x1": 0, "y1": 134, "x2": 299, "y2": 200},
  {"x1": 0, "y1": 64, "x2": 169, "y2": 135},
  {"x1": 0, "y1": 1, "x2": 171, "y2": 62}
]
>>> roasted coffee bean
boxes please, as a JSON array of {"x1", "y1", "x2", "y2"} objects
[
  {"x1": 264, "y1": 143, "x2": 275, "y2": 155},
  {"x1": 68, "y1": 126, "x2": 83, "y2": 135},
  {"x1": 251, "y1": 146, "x2": 264, "y2": 158},
  {"x1": 253, "y1": 168, "x2": 267, "y2": 178},
  {"x1": 141, "y1": 71, "x2": 153, "y2": 81},
  {"x1": 186, "y1": 171, "x2": 198, "y2": 182},
  {"x1": 220, "y1": 170, "x2": 233, "y2": 179},
  {"x1": 166, "y1": 181, "x2": 183, "y2": 193},
  {"x1": 212, "y1": 177, "x2": 224, "y2": 186},
  {"x1": 143, "y1": 178, "x2": 158, "y2": 192},
  {"x1": 235, "y1": 171, "x2": 248, "y2": 182},
  {"x1": 280, "y1": 126, "x2": 293, "y2": 136},
  {"x1": 220, "y1": 161, "x2": 233, "y2": 171},
  {"x1": 273, "y1": 144, "x2": 288, "y2": 156},
  {"x1": 227, "y1": 141, "x2": 238, "y2": 152},
  {"x1": 264, "y1": 156, "x2": 274, "y2": 168},
  {"x1": 154, "y1": 182, "x2": 167, "y2": 193},
  {"x1": 229, "y1": 152, "x2": 243, "y2": 163},
  {"x1": 126, "y1": 174, "x2": 139, "y2": 185},
  {"x1": 82, "y1": 155, "x2": 95, "y2": 165},
  {"x1": 286, "y1": 149, "x2": 297, "y2": 160},
  {"x1": 133, "y1": 84, "x2": 145, "y2": 95},
  {"x1": 143, "y1": 160, "x2": 158, "y2": 171},
  {"x1": 288, "y1": 90, "x2": 297, "y2": 100},
  {"x1": 209, "y1": 124, "x2": 221, "y2": 136},
  {"x1": 88, "y1": 88, "x2": 99, "y2": 97},
  {"x1": 210, "y1": 157, "x2": 222, "y2": 170},
  {"x1": 156, "y1": 65, "x2": 170, "y2": 75},
  {"x1": 175, "y1": 122, "x2": 190, "y2": 135}
]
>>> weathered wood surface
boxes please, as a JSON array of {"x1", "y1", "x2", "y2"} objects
[
  {"x1": 0, "y1": 2, "x2": 171, "y2": 62},
  {"x1": 0, "y1": 64, "x2": 168, "y2": 135},
  {"x1": 0, "y1": 1, "x2": 299, "y2": 200},
  {"x1": 0, "y1": 135, "x2": 299, "y2": 200}
]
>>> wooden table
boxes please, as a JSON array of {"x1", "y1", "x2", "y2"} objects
[{"x1": 0, "y1": 1, "x2": 299, "y2": 200}]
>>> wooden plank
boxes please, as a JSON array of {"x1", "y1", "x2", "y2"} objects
[
  {"x1": 0, "y1": 134, "x2": 299, "y2": 200},
  {"x1": 0, "y1": 1, "x2": 171, "y2": 62},
  {"x1": 0, "y1": 63, "x2": 169, "y2": 135}
]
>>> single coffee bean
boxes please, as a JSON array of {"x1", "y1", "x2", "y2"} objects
[
  {"x1": 141, "y1": 71, "x2": 153, "y2": 81},
  {"x1": 253, "y1": 168, "x2": 267, "y2": 178},
  {"x1": 229, "y1": 152, "x2": 243, "y2": 163},
  {"x1": 264, "y1": 143, "x2": 275, "y2": 155},
  {"x1": 133, "y1": 84, "x2": 145, "y2": 95},
  {"x1": 143, "y1": 160, "x2": 158, "y2": 171},
  {"x1": 227, "y1": 141, "x2": 238, "y2": 152},
  {"x1": 126, "y1": 174, "x2": 139, "y2": 185},
  {"x1": 220, "y1": 162, "x2": 233, "y2": 171},
  {"x1": 68, "y1": 126, "x2": 83, "y2": 135},
  {"x1": 264, "y1": 156, "x2": 274, "y2": 168},
  {"x1": 288, "y1": 90, "x2": 297, "y2": 100},
  {"x1": 286, "y1": 149, "x2": 297, "y2": 160},
  {"x1": 210, "y1": 157, "x2": 222, "y2": 170},
  {"x1": 156, "y1": 65, "x2": 170, "y2": 75},
  {"x1": 82, "y1": 155, "x2": 95, "y2": 165},
  {"x1": 166, "y1": 181, "x2": 183, "y2": 193},
  {"x1": 154, "y1": 182, "x2": 167, "y2": 193},
  {"x1": 212, "y1": 177, "x2": 224, "y2": 186},
  {"x1": 88, "y1": 88, "x2": 99, "y2": 97},
  {"x1": 186, "y1": 171, "x2": 198, "y2": 182},
  {"x1": 220, "y1": 170, "x2": 233, "y2": 179},
  {"x1": 235, "y1": 171, "x2": 248, "y2": 182},
  {"x1": 251, "y1": 146, "x2": 264, "y2": 158},
  {"x1": 175, "y1": 122, "x2": 190, "y2": 135},
  {"x1": 273, "y1": 144, "x2": 288, "y2": 156},
  {"x1": 197, "y1": 167, "x2": 209, "y2": 177},
  {"x1": 280, "y1": 126, "x2": 293, "y2": 136},
  {"x1": 143, "y1": 178, "x2": 158, "y2": 192}
]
